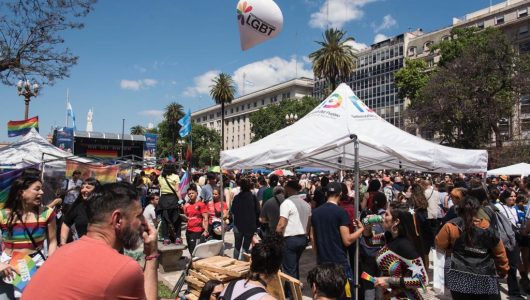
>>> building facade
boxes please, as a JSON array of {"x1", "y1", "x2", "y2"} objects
[
  {"x1": 192, "y1": 78, "x2": 314, "y2": 150},
  {"x1": 406, "y1": 0, "x2": 530, "y2": 141}
]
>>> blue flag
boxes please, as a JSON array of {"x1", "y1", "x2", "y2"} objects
[{"x1": 178, "y1": 109, "x2": 191, "y2": 138}]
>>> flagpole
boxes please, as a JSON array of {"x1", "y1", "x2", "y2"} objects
[{"x1": 66, "y1": 88, "x2": 69, "y2": 128}]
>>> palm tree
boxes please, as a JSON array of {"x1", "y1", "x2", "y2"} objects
[
  {"x1": 309, "y1": 28, "x2": 357, "y2": 91},
  {"x1": 210, "y1": 73, "x2": 236, "y2": 150},
  {"x1": 164, "y1": 102, "x2": 184, "y2": 158},
  {"x1": 130, "y1": 125, "x2": 145, "y2": 135}
]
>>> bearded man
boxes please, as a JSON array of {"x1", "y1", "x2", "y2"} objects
[{"x1": 23, "y1": 183, "x2": 158, "y2": 300}]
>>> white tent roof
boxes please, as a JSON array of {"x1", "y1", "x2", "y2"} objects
[
  {"x1": 0, "y1": 128, "x2": 85, "y2": 168},
  {"x1": 487, "y1": 163, "x2": 530, "y2": 176},
  {"x1": 221, "y1": 84, "x2": 488, "y2": 173}
]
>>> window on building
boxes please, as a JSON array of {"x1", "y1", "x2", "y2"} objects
[
  {"x1": 522, "y1": 118, "x2": 530, "y2": 131},
  {"x1": 202, "y1": 116, "x2": 207, "y2": 122},
  {"x1": 209, "y1": 114, "x2": 214, "y2": 119},
  {"x1": 261, "y1": 99, "x2": 265, "y2": 105},
  {"x1": 254, "y1": 102, "x2": 257, "y2": 107},
  {"x1": 520, "y1": 41, "x2": 530, "y2": 54},
  {"x1": 423, "y1": 41, "x2": 433, "y2": 52},
  {"x1": 477, "y1": 22, "x2": 485, "y2": 29},
  {"x1": 247, "y1": 103, "x2": 251, "y2": 109},
  {"x1": 407, "y1": 46, "x2": 416, "y2": 57},
  {"x1": 230, "y1": 108, "x2": 233, "y2": 114},
  {"x1": 271, "y1": 95, "x2": 278, "y2": 102},
  {"x1": 495, "y1": 15, "x2": 505, "y2": 25},
  {"x1": 441, "y1": 35, "x2": 450, "y2": 41},
  {"x1": 519, "y1": 25, "x2": 529, "y2": 36},
  {"x1": 519, "y1": 8, "x2": 528, "y2": 18}
]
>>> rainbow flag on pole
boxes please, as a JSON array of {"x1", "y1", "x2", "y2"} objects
[{"x1": 7, "y1": 116, "x2": 39, "y2": 137}]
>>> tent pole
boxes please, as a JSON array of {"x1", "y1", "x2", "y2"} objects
[
  {"x1": 220, "y1": 166, "x2": 225, "y2": 255},
  {"x1": 353, "y1": 135, "x2": 360, "y2": 299}
]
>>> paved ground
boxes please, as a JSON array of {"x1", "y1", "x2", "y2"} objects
[{"x1": 157, "y1": 231, "x2": 518, "y2": 299}]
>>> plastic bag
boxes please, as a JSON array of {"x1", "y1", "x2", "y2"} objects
[{"x1": 433, "y1": 249, "x2": 445, "y2": 295}]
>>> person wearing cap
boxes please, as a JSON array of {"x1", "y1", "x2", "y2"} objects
[
  {"x1": 310, "y1": 182, "x2": 365, "y2": 300},
  {"x1": 276, "y1": 180, "x2": 312, "y2": 281}
]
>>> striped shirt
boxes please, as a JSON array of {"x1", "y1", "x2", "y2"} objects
[{"x1": 0, "y1": 208, "x2": 56, "y2": 249}]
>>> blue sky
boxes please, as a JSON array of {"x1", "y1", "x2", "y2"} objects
[{"x1": 0, "y1": 0, "x2": 502, "y2": 141}]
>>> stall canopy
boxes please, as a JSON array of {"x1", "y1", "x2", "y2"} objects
[
  {"x1": 487, "y1": 163, "x2": 530, "y2": 176},
  {"x1": 221, "y1": 84, "x2": 488, "y2": 173},
  {"x1": 0, "y1": 128, "x2": 87, "y2": 168}
]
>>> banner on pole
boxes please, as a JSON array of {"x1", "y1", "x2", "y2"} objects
[
  {"x1": 55, "y1": 127, "x2": 74, "y2": 153},
  {"x1": 143, "y1": 133, "x2": 158, "y2": 160}
]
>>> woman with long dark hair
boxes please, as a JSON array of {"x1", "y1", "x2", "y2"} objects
[
  {"x1": 59, "y1": 177, "x2": 99, "y2": 245},
  {"x1": 362, "y1": 202, "x2": 427, "y2": 299},
  {"x1": 218, "y1": 233, "x2": 282, "y2": 300},
  {"x1": 0, "y1": 175, "x2": 57, "y2": 298},
  {"x1": 436, "y1": 196, "x2": 509, "y2": 299},
  {"x1": 361, "y1": 179, "x2": 382, "y2": 212},
  {"x1": 408, "y1": 183, "x2": 433, "y2": 266},
  {"x1": 158, "y1": 163, "x2": 181, "y2": 245}
]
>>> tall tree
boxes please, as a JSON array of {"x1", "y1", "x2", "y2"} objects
[
  {"x1": 164, "y1": 102, "x2": 184, "y2": 157},
  {"x1": 210, "y1": 73, "x2": 236, "y2": 150},
  {"x1": 130, "y1": 125, "x2": 145, "y2": 135},
  {"x1": 398, "y1": 27, "x2": 530, "y2": 151},
  {"x1": 188, "y1": 124, "x2": 221, "y2": 167},
  {"x1": 309, "y1": 28, "x2": 357, "y2": 91},
  {"x1": 249, "y1": 96, "x2": 320, "y2": 141},
  {"x1": 0, "y1": 0, "x2": 96, "y2": 85}
]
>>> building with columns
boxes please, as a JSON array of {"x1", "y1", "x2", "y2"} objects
[{"x1": 192, "y1": 78, "x2": 314, "y2": 150}]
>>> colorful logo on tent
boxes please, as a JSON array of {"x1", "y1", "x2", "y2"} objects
[
  {"x1": 350, "y1": 96, "x2": 374, "y2": 113},
  {"x1": 237, "y1": 1, "x2": 253, "y2": 25},
  {"x1": 322, "y1": 93, "x2": 343, "y2": 109}
]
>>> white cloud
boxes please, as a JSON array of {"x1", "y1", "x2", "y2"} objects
[
  {"x1": 345, "y1": 40, "x2": 369, "y2": 51},
  {"x1": 309, "y1": 0, "x2": 378, "y2": 29},
  {"x1": 374, "y1": 33, "x2": 389, "y2": 43},
  {"x1": 183, "y1": 70, "x2": 220, "y2": 97},
  {"x1": 183, "y1": 57, "x2": 313, "y2": 98},
  {"x1": 373, "y1": 14, "x2": 397, "y2": 32},
  {"x1": 120, "y1": 79, "x2": 158, "y2": 91},
  {"x1": 138, "y1": 110, "x2": 164, "y2": 119},
  {"x1": 232, "y1": 57, "x2": 313, "y2": 95}
]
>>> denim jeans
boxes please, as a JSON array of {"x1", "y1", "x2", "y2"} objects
[{"x1": 281, "y1": 235, "x2": 308, "y2": 279}]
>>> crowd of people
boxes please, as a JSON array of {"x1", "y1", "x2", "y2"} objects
[{"x1": 0, "y1": 165, "x2": 529, "y2": 299}]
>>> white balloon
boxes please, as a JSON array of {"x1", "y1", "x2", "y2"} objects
[{"x1": 237, "y1": 0, "x2": 283, "y2": 51}]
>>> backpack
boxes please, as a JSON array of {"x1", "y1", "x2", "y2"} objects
[
  {"x1": 218, "y1": 280, "x2": 267, "y2": 300},
  {"x1": 483, "y1": 205, "x2": 516, "y2": 251}
]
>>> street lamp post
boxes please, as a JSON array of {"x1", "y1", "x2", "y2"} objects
[
  {"x1": 17, "y1": 80, "x2": 39, "y2": 120},
  {"x1": 285, "y1": 113, "x2": 298, "y2": 125},
  {"x1": 209, "y1": 146, "x2": 214, "y2": 166}
]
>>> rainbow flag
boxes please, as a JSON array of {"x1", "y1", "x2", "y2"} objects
[
  {"x1": 0, "y1": 168, "x2": 26, "y2": 209},
  {"x1": 361, "y1": 272, "x2": 376, "y2": 283},
  {"x1": 6, "y1": 252, "x2": 37, "y2": 291},
  {"x1": 7, "y1": 116, "x2": 39, "y2": 137},
  {"x1": 179, "y1": 171, "x2": 190, "y2": 199}
]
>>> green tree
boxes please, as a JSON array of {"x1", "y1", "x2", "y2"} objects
[
  {"x1": 398, "y1": 27, "x2": 530, "y2": 151},
  {"x1": 249, "y1": 96, "x2": 320, "y2": 141},
  {"x1": 188, "y1": 124, "x2": 221, "y2": 167},
  {"x1": 130, "y1": 125, "x2": 145, "y2": 135},
  {"x1": 0, "y1": 0, "x2": 96, "y2": 85},
  {"x1": 210, "y1": 73, "x2": 236, "y2": 150},
  {"x1": 164, "y1": 102, "x2": 184, "y2": 157},
  {"x1": 309, "y1": 28, "x2": 357, "y2": 91},
  {"x1": 394, "y1": 59, "x2": 430, "y2": 102}
]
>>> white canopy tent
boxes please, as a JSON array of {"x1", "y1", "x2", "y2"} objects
[
  {"x1": 0, "y1": 128, "x2": 90, "y2": 168},
  {"x1": 487, "y1": 163, "x2": 530, "y2": 177},
  {"x1": 221, "y1": 84, "x2": 488, "y2": 173},
  {"x1": 220, "y1": 84, "x2": 488, "y2": 297}
]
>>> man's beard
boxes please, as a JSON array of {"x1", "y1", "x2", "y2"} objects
[{"x1": 118, "y1": 224, "x2": 143, "y2": 250}]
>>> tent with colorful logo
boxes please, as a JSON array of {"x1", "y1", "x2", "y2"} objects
[
  {"x1": 221, "y1": 83, "x2": 488, "y2": 173},
  {"x1": 220, "y1": 83, "x2": 488, "y2": 298}
]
